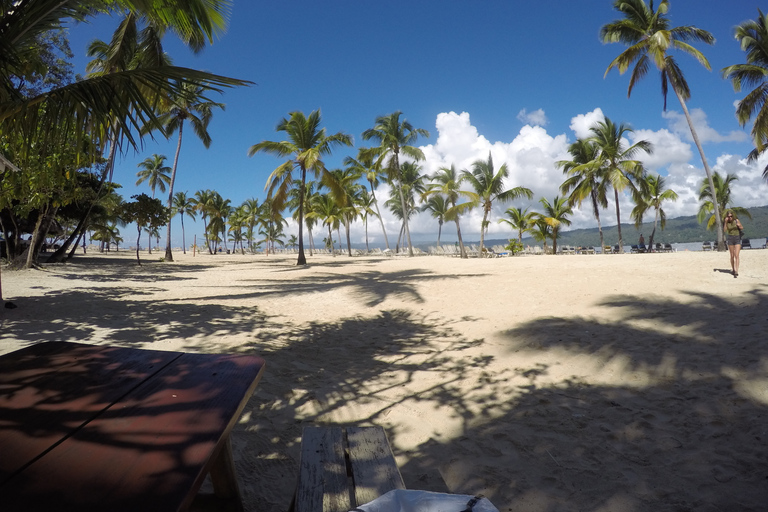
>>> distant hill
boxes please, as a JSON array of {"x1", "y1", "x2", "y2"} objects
[{"x1": 484, "y1": 205, "x2": 768, "y2": 248}]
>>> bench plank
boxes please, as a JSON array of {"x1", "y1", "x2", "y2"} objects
[
  {"x1": 347, "y1": 427, "x2": 405, "y2": 506},
  {"x1": 295, "y1": 427, "x2": 351, "y2": 512}
]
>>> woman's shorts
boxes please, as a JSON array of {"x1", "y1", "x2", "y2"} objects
[{"x1": 726, "y1": 234, "x2": 741, "y2": 246}]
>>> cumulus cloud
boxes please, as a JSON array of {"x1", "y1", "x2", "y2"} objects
[
  {"x1": 516, "y1": 108, "x2": 548, "y2": 126},
  {"x1": 569, "y1": 108, "x2": 605, "y2": 139},
  {"x1": 662, "y1": 108, "x2": 748, "y2": 144}
]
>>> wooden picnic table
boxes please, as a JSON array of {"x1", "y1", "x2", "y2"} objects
[{"x1": 0, "y1": 341, "x2": 265, "y2": 512}]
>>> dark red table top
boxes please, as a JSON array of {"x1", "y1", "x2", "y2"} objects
[{"x1": 0, "y1": 341, "x2": 265, "y2": 511}]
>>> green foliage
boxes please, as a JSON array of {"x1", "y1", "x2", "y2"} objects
[{"x1": 504, "y1": 239, "x2": 524, "y2": 255}]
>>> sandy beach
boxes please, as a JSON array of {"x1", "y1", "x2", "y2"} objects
[{"x1": 1, "y1": 248, "x2": 767, "y2": 511}]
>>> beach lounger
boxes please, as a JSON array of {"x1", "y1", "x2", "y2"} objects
[
  {"x1": 603, "y1": 245, "x2": 612, "y2": 254},
  {"x1": 664, "y1": 243, "x2": 674, "y2": 252},
  {"x1": 741, "y1": 238, "x2": 751, "y2": 249},
  {"x1": 702, "y1": 242, "x2": 712, "y2": 251}
]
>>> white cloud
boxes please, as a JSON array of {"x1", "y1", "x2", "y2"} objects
[
  {"x1": 662, "y1": 108, "x2": 748, "y2": 144},
  {"x1": 516, "y1": 108, "x2": 548, "y2": 126},
  {"x1": 569, "y1": 108, "x2": 605, "y2": 139}
]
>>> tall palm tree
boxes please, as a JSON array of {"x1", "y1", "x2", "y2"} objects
[
  {"x1": 696, "y1": 172, "x2": 751, "y2": 231},
  {"x1": 207, "y1": 192, "x2": 231, "y2": 253},
  {"x1": 171, "y1": 191, "x2": 196, "y2": 254},
  {"x1": 136, "y1": 153, "x2": 171, "y2": 197},
  {"x1": 589, "y1": 118, "x2": 651, "y2": 253},
  {"x1": 601, "y1": 0, "x2": 722, "y2": 249},
  {"x1": 537, "y1": 196, "x2": 573, "y2": 254},
  {"x1": 722, "y1": 9, "x2": 768, "y2": 178},
  {"x1": 558, "y1": 138, "x2": 609, "y2": 250},
  {"x1": 150, "y1": 81, "x2": 224, "y2": 262},
  {"x1": 461, "y1": 152, "x2": 533, "y2": 256},
  {"x1": 344, "y1": 149, "x2": 390, "y2": 249},
  {"x1": 424, "y1": 164, "x2": 475, "y2": 258},
  {"x1": 308, "y1": 193, "x2": 343, "y2": 256},
  {"x1": 499, "y1": 206, "x2": 537, "y2": 244},
  {"x1": 248, "y1": 110, "x2": 352, "y2": 265},
  {"x1": 241, "y1": 197, "x2": 260, "y2": 252},
  {"x1": 631, "y1": 174, "x2": 678, "y2": 248},
  {"x1": 357, "y1": 188, "x2": 377, "y2": 253},
  {"x1": 362, "y1": 111, "x2": 430, "y2": 257},
  {"x1": 330, "y1": 167, "x2": 365, "y2": 257},
  {"x1": 192, "y1": 188, "x2": 215, "y2": 254},
  {"x1": 1, "y1": 1, "x2": 250, "y2": 160}
]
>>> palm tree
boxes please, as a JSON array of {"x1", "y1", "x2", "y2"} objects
[
  {"x1": 421, "y1": 195, "x2": 449, "y2": 247},
  {"x1": 171, "y1": 191, "x2": 196, "y2": 254},
  {"x1": 589, "y1": 118, "x2": 651, "y2": 253},
  {"x1": 308, "y1": 193, "x2": 343, "y2": 256},
  {"x1": 328, "y1": 167, "x2": 364, "y2": 256},
  {"x1": 357, "y1": 188, "x2": 377, "y2": 253},
  {"x1": 150, "y1": 81, "x2": 224, "y2": 262},
  {"x1": 499, "y1": 207, "x2": 537, "y2": 244},
  {"x1": 207, "y1": 192, "x2": 231, "y2": 254},
  {"x1": 192, "y1": 189, "x2": 215, "y2": 254},
  {"x1": 344, "y1": 149, "x2": 390, "y2": 249},
  {"x1": 601, "y1": 0, "x2": 722, "y2": 249},
  {"x1": 631, "y1": 174, "x2": 678, "y2": 248},
  {"x1": 461, "y1": 152, "x2": 533, "y2": 256},
  {"x1": 248, "y1": 110, "x2": 352, "y2": 265},
  {"x1": 558, "y1": 138, "x2": 609, "y2": 250},
  {"x1": 1, "y1": 1, "x2": 250, "y2": 161},
  {"x1": 696, "y1": 172, "x2": 751, "y2": 231},
  {"x1": 722, "y1": 9, "x2": 768, "y2": 178},
  {"x1": 537, "y1": 196, "x2": 573, "y2": 254},
  {"x1": 241, "y1": 198, "x2": 260, "y2": 252},
  {"x1": 136, "y1": 154, "x2": 171, "y2": 197},
  {"x1": 530, "y1": 217, "x2": 553, "y2": 253},
  {"x1": 362, "y1": 111, "x2": 430, "y2": 257},
  {"x1": 424, "y1": 165, "x2": 475, "y2": 258}
]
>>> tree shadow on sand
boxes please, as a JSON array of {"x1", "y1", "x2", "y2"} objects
[{"x1": 232, "y1": 287, "x2": 768, "y2": 512}]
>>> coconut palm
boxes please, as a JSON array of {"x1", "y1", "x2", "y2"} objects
[
  {"x1": 424, "y1": 164, "x2": 475, "y2": 258},
  {"x1": 387, "y1": 161, "x2": 426, "y2": 252},
  {"x1": 241, "y1": 198, "x2": 260, "y2": 252},
  {"x1": 589, "y1": 118, "x2": 651, "y2": 253},
  {"x1": 308, "y1": 193, "x2": 343, "y2": 256},
  {"x1": 421, "y1": 195, "x2": 449, "y2": 248},
  {"x1": 344, "y1": 149, "x2": 390, "y2": 249},
  {"x1": 207, "y1": 192, "x2": 231, "y2": 253},
  {"x1": 461, "y1": 152, "x2": 533, "y2": 256},
  {"x1": 722, "y1": 9, "x2": 768, "y2": 177},
  {"x1": 362, "y1": 111, "x2": 430, "y2": 257},
  {"x1": 357, "y1": 188, "x2": 377, "y2": 253},
  {"x1": 136, "y1": 154, "x2": 171, "y2": 197},
  {"x1": 696, "y1": 172, "x2": 751, "y2": 231},
  {"x1": 558, "y1": 138, "x2": 609, "y2": 250},
  {"x1": 537, "y1": 196, "x2": 573, "y2": 254},
  {"x1": 631, "y1": 174, "x2": 678, "y2": 248},
  {"x1": 530, "y1": 217, "x2": 553, "y2": 253},
  {"x1": 149, "y1": 81, "x2": 224, "y2": 262},
  {"x1": 171, "y1": 191, "x2": 196, "y2": 254},
  {"x1": 249, "y1": 109, "x2": 352, "y2": 265},
  {"x1": 499, "y1": 206, "x2": 537, "y2": 244},
  {"x1": 1, "y1": 1, "x2": 250, "y2": 160},
  {"x1": 330, "y1": 167, "x2": 365, "y2": 256},
  {"x1": 192, "y1": 188, "x2": 215, "y2": 253},
  {"x1": 601, "y1": 0, "x2": 722, "y2": 249}
]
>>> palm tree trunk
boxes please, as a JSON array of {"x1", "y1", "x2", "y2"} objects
[
  {"x1": 614, "y1": 189, "x2": 624, "y2": 253},
  {"x1": 394, "y1": 155, "x2": 414, "y2": 256},
  {"x1": 297, "y1": 167, "x2": 307, "y2": 265},
  {"x1": 650, "y1": 207, "x2": 660, "y2": 248},
  {"x1": 345, "y1": 219, "x2": 352, "y2": 256},
  {"x1": 479, "y1": 209, "x2": 488, "y2": 256},
  {"x1": 165, "y1": 121, "x2": 184, "y2": 262},
  {"x1": 369, "y1": 183, "x2": 390, "y2": 250},
  {"x1": 180, "y1": 214, "x2": 186, "y2": 254},
  {"x1": 673, "y1": 88, "x2": 724, "y2": 251},
  {"x1": 437, "y1": 220, "x2": 442, "y2": 247},
  {"x1": 552, "y1": 228, "x2": 558, "y2": 255},
  {"x1": 455, "y1": 218, "x2": 468, "y2": 259},
  {"x1": 591, "y1": 191, "x2": 605, "y2": 251}
]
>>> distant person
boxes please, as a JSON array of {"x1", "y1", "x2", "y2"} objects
[
  {"x1": 638, "y1": 234, "x2": 645, "y2": 246},
  {"x1": 723, "y1": 209, "x2": 744, "y2": 277}
]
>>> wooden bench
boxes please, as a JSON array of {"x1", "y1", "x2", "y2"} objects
[{"x1": 291, "y1": 426, "x2": 405, "y2": 512}]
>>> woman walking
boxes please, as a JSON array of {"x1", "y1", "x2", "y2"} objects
[{"x1": 723, "y1": 209, "x2": 744, "y2": 277}]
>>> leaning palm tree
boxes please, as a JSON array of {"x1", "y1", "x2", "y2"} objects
[
  {"x1": 537, "y1": 196, "x2": 573, "y2": 255},
  {"x1": 136, "y1": 154, "x2": 171, "y2": 197},
  {"x1": 149, "y1": 81, "x2": 224, "y2": 262},
  {"x1": 696, "y1": 172, "x2": 751, "y2": 231},
  {"x1": 248, "y1": 110, "x2": 352, "y2": 265},
  {"x1": 722, "y1": 9, "x2": 768, "y2": 178},
  {"x1": 424, "y1": 164, "x2": 475, "y2": 258},
  {"x1": 171, "y1": 191, "x2": 196, "y2": 254},
  {"x1": 601, "y1": 0, "x2": 722, "y2": 248},
  {"x1": 499, "y1": 206, "x2": 537, "y2": 244},
  {"x1": 589, "y1": 118, "x2": 652, "y2": 253},
  {"x1": 630, "y1": 173, "x2": 678, "y2": 248},
  {"x1": 344, "y1": 149, "x2": 390, "y2": 249},
  {"x1": 558, "y1": 138, "x2": 609, "y2": 251},
  {"x1": 362, "y1": 111, "x2": 430, "y2": 257},
  {"x1": 461, "y1": 152, "x2": 533, "y2": 256}
]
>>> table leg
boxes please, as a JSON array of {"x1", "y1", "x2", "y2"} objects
[{"x1": 209, "y1": 436, "x2": 244, "y2": 511}]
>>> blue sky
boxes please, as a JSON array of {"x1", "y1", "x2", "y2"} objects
[{"x1": 66, "y1": 1, "x2": 766, "y2": 247}]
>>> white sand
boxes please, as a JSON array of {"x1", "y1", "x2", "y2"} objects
[{"x1": 2, "y1": 248, "x2": 767, "y2": 511}]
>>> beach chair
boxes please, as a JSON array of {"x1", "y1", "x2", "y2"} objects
[
  {"x1": 702, "y1": 242, "x2": 712, "y2": 251},
  {"x1": 664, "y1": 243, "x2": 674, "y2": 252},
  {"x1": 741, "y1": 238, "x2": 751, "y2": 249},
  {"x1": 655, "y1": 243, "x2": 663, "y2": 252},
  {"x1": 603, "y1": 245, "x2": 612, "y2": 254},
  {"x1": 638, "y1": 244, "x2": 647, "y2": 253},
  {"x1": 630, "y1": 245, "x2": 639, "y2": 253},
  {"x1": 586, "y1": 246, "x2": 595, "y2": 254},
  {"x1": 614, "y1": 245, "x2": 620, "y2": 254}
]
